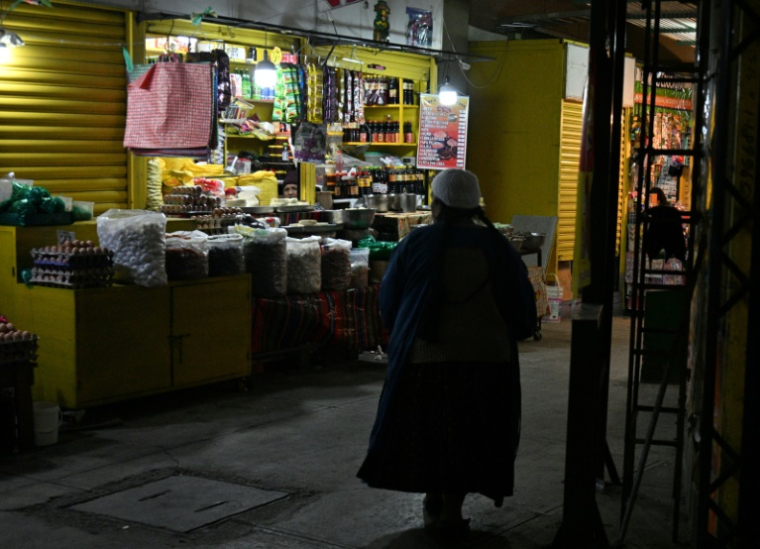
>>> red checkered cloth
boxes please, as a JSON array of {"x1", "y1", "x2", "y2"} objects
[{"x1": 124, "y1": 62, "x2": 213, "y2": 150}]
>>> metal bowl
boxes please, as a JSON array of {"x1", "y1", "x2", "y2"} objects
[
  {"x1": 520, "y1": 232, "x2": 546, "y2": 251},
  {"x1": 509, "y1": 237, "x2": 524, "y2": 251},
  {"x1": 324, "y1": 208, "x2": 376, "y2": 229}
]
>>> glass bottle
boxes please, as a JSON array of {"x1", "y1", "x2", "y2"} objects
[{"x1": 388, "y1": 77, "x2": 398, "y2": 105}]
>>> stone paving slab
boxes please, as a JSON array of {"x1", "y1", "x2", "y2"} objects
[{"x1": 71, "y1": 475, "x2": 287, "y2": 532}]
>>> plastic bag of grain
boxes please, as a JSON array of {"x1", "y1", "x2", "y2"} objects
[
  {"x1": 207, "y1": 233, "x2": 245, "y2": 276},
  {"x1": 235, "y1": 226, "x2": 288, "y2": 298},
  {"x1": 321, "y1": 238, "x2": 352, "y2": 291},
  {"x1": 165, "y1": 230, "x2": 209, "y2": 281},
  {"x1": 286, "y1": 236, "x2": 321, "y2": 295},
  {"x1": 97, "y1": 209, "x2": 167, "y2": 287}
]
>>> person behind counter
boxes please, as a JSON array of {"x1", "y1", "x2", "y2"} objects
[
  {"x1": 643, "y1": 187, "x2": 686, "y2": 262},
  {"x1": 279, "y1": 170, "x2": 299, "y2": 199},
  {"x1": 357, "y1": 168, "x2": 536, "y2": 540}
]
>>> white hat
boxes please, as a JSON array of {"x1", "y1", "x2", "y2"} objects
[{"x1": 431, "y1": 169, "x2": 481, "y2": 209}]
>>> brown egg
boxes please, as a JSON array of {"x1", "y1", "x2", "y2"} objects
[{"x1": 6, "y1": 323, "x2": 15, "y2": 331}]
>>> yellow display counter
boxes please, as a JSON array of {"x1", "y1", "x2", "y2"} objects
[{"x1": 1, "y1": 222, "x2": 252, "y2": 409}]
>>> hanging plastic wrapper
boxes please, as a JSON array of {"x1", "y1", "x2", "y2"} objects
[
  {"x1": 406, "y1": 7, "x2": 433, "y2": 47},
  {"x1": 293, "y1": 122, "x2": 327, "y2": 164}
]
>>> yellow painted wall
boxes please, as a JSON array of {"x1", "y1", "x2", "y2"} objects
[{"x1": 466, "y1": 40, "x2": 566, "y2": 227}]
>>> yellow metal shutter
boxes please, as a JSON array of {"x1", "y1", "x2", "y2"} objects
[
  {"x1": 557, "y1": 101, "x2": 582, "y2": 261},
  {"x1": 0, "y1": 3, "x2": 127, "y2": 214}
]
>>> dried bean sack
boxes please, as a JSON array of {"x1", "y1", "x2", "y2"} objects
[
  {"x1": 236, "y1": 227, "x2": 288, "y2": 298},
  {"x1": 165, "y1": 230, "x2": 209, "y2": 281},
  {"x1": 321, "y1": 238, "x2": 352, "y2": 291},
  {"x1": 207, "y1": 234, "x2": 245, "y2": 276},
  {"x1": 97, "y1": 209, "x2": 167, "y2": 287}
]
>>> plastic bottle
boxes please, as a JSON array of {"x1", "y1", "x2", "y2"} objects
[{"x1": 241, "y1": 69, "x2": 252, "y2": 98}]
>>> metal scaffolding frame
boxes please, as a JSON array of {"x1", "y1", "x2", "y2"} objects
[
  {"x1": 697, "y1": 0, "x2": 760, "y2": 545},
  {"x1": 619, "y1": 0, "x2": 708, "y2": 544}
]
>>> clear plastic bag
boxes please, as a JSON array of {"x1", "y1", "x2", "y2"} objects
[
  {"x1": 207, "y1": 233, "x2": 245, "y2": 276},
  {"x1": 236, "y1": 227, "x2": 288, "y2": 298},
  {"x1": 286, "y1": 236, "x2": 322, "y2": 295},
  {"x1": 350, "y1": 247, "x2": 370, "y2": 288},
  {"x1": 321, "y1": 238, "x2": 352, "y2": 291},
  {"x1": 165, "y1": 230, "x2": 209, "y2": 281},
  {"x1": 97, "y1": 209, "x2": 168, "y2": 287}
]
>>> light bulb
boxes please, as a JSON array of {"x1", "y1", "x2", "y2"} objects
[
  {"x1": 439, "y1": 83, "x2": 457, "y2": 106},
  {"x1": 255, "y1": 51, "x2": 277, "y2": 88}
]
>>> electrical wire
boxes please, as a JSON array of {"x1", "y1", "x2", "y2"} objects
[{"x1": 441, "y1": 16, "x2": 509, "y2": 90}]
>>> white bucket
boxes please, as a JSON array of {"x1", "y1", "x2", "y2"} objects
[{"x1": 33, "y1": 401, "x2": 62, "y2": 447}]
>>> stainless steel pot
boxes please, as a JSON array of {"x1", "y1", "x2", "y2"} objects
[
  {"x1": 399, "y1": 193, "x2": 418, "y2": 213},
  {"x1": 387, "y1": 194, "x2": 401, "y2": 212},
  {"x1": 364, "y1": 194, "x2": 389, "y2": 213}
]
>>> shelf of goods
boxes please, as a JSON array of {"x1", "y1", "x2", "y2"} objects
[
  {"x1": 0, "y1": 222, "x2": 252, "y2": 409},
  {"x1": 344, "y1": 102, "x2": 419, "y2": 149}
]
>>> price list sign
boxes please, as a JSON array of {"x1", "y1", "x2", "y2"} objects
[{"x1": 416, "y1": 93, "x2": 469, "y2": 170}]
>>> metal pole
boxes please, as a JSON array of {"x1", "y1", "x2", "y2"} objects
[{"x1": 697, "y1": 0, "x2": 733, "y2": 545}]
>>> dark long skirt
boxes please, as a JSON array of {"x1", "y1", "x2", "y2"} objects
[{"x1": 357, "y1": 359, "x2": 521, "y2": 505}]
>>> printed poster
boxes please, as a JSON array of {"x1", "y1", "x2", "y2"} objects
[{"x1": 416, "y1": 93, "x2": 469, "y2": 170}]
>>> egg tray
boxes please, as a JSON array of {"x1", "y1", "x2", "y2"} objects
[
  {"x1": 31, "y1": 249, "x2": 114, "y2": 269},
  {"x1": 30, "y1": 268, "x2": 113, "y2": 289},
  {"x1": 0, "y1": 337, "x2": 39, "y2": 367}
]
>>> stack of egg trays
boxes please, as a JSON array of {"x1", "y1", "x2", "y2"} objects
[
  {"x1": 0, "y1": 336, "x2": 38, "y2": 367},
  {"x1": 29, "y1": 247, "x2": 115, "y2": 289}
]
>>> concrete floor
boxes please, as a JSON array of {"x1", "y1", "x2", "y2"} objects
[{"x1": 0, "y1": 315, "x2": 691, "y2": 548}]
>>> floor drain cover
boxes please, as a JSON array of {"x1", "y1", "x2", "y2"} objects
[{"x1": 70, "y1": 475, "x2": 287, "y2": 532}]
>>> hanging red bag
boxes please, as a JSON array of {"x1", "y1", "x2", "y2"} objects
[{"x1": 124, "y1": 62, "x2": 213, "y2": 150}]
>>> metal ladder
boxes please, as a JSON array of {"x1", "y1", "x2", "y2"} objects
[{"x1": 618, "y1": 0, "x2": 709, "y2": 544}]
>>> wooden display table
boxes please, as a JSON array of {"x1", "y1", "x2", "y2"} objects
[{"x1": 1, "y1": 224, "x2": 250, "y2": 409}]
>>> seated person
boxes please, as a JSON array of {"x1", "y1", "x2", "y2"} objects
[
  {"x1": 279, "y1": 170, "x2": 299, "y2": 199},
  {"x1": 643, "y1": 187, "x2": 686, "y2": 262}
]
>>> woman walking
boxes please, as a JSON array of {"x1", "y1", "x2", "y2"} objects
[{"x1": 357, "y1": 168, "x2": 536, "y2": 539}]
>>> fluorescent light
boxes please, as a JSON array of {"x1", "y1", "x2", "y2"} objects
[
  {"x1": 255, "y1": 50, "x2": 277, "y2": 88},
  {"x1": 0, "y1": 44, "x2": 10, "y2": 64},
  {"x1": 439, "y1": 77, "x2": 457, "y2": 106}
]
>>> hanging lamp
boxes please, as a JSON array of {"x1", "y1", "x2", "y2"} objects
[
  {"x1": 439, "y1": 76, "x2": 458, "y2": 106},
  {"x1": 255, "y1": 49, "x2": 277, "y2": 88}
]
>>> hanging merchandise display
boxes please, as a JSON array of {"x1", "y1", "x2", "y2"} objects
[
  {"x1": 306, "y1": 63, "x2": 325, "y2": 123},
  {"x1": 406, "y1": 7, "x2": 433, "y2": 48},
  {"x1": 632, "y1": 77, "x2": 692, "y2": 205},
  {"x1": 124, "y1": 62, "x2": 215, "y2": 157}
]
